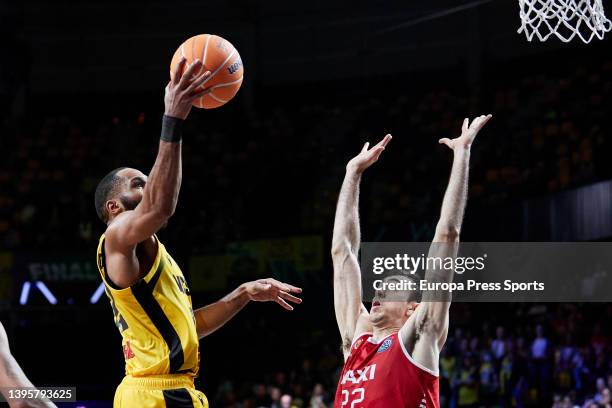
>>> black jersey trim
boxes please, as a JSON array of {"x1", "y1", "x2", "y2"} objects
[
  {"x1": 162, "y1": 388, "x2": 195, "y2": 407},
  {"x1": 131, "y1": 256, "x2": 185, "y2": 374},
  {"x1": 99, "y1": 238, "x2": 121, "y2": 290}
]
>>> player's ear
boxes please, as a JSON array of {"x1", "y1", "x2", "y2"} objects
[
  {"x1": 406, "y1": 301, "x2": 419, "y2": 316},
  {"x1": 106, "y1": 199, "x2": 122, "y2": 219}
]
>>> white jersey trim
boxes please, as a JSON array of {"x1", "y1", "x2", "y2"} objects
[
  {"x1": 398, "y1": 330, "x2": 440, "y2": 377},
  {"x1": 367, "y1": 332, "x2": 394, "y2": 344}
]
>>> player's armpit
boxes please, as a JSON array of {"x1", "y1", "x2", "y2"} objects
[
  {"x1": 341, "y1": 307, "x2": 372, "y2": 359},
  {"x1": 333, "y1": 250, "x2": 370, "y2": 359},
  {"x1": 398, "y1": 319, "x2": 442, "y2": 376},
  {"x1": 103, "y1": 222, "x2": 160, "y2": 289},
  {"x1": 399, "y1": 300, "x2": 449, "y2": 365}
]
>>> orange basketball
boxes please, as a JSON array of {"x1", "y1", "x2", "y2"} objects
[{"x1": 170, "y1": 34, "x2": 244, "y2": 109}]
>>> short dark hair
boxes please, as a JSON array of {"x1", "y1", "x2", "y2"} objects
[
  {"x1": 94, "y1": 167, "x2": 126, "y2": 223},
  {"x1": 385, "y1": 272, "x2": 422, "y2": 303}
]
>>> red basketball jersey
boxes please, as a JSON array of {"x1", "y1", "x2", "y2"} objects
[{"x1": 334, "y1": 332, "x2": 440, "y2": 408}]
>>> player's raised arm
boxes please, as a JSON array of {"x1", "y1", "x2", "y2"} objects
[
  {"x1": 106, "y1": 58, "x2": 211, "y2": 249},
  {"x1": 400, "y1": 115, "x2": 491, "y2": 368},
  {"x1": 0, "y1": 323, "x2": 57, "y2": 408},
  {"x1": 194, "y1": 278, "x2": 302, "y2": 338},
  {"x1": 332, "y1": 135, "x2": 391, "y2": 359}
]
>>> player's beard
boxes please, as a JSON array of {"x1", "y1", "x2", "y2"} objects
[
  {"x1": 119, "y1": 195, "x2": 140, "y2": 211},
  {"x1": 119, "y1": 194, "x2": 169, "y2": 229}
]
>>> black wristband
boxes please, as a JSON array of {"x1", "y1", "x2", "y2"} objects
[{"x1": 161, "y1": 115, "x2": 183, "y2": 142}]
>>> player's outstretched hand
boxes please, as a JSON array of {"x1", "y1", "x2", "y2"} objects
[
  {"x1": 346, "y1": 134, "x2": 392, "y2": 174},
  {"x1": 439, "y1": 114, "x2": 492, "y2": 151},
  {"x1": 165, "y1": 57, "x2": 212, "y2": 120},
  {"x1": 245, "y1": 278, "x2": 303, "y2": 311}
]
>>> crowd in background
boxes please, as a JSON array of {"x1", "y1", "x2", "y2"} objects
[
  {"x1": 1, "y1": 56, "x2": 611, "y2": 250},
  {"x1": 1, "y1": 44, "x2": 611, "y2": 408}
]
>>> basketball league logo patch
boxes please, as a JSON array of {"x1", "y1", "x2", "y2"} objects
[{"x1": 377, "y1": 338, "x2": 393, "y2": 353}]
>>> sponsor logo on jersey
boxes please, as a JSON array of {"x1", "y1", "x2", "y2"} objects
[
  {"x1": 174, "y1": 274, "x2": 191, "y2": 295},
  {"x1": 377, "y1": 338, "x2": 392, "y2": 353},
  {"x1": 123, "y1": 341, "x2": 135, "y2": 360},
  {"x1": 341, "y1": 364, "x2": 376, "y2": 385}
]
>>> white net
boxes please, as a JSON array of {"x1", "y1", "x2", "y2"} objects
[{"x1": 518, "y1": 0, "x2": 612, "y2": 43}]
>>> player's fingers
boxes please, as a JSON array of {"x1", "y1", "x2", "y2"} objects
[
  {"x1": 172, "y1": 57, "x2": 187, "y2": 85},
  {"x1": 474, "y1": 115, "x2": 490, "y2": 130},
  {"x1": 462, "y1": 118, "x2": 469, "y2": 133},
  {"x1": 188, "y1": 87, "x2": 212, "y2": 102},
  {"x1": 371, "y1": 146, "x2": 385, "y2": 160},
  {"x1": 275, "y1": 297, "x2": 294, "y2": 311},
  {"x1": 380, "y1": 134, "x2": 392, "y2": 148},
  {"x1": 480, "y1": 114, "x2": 493, "y2": 128},
  {"x1": 284, "y1": 283, "x2": 302, "y2": 293},
  {"x1": 179, "y1": 59, "x2": 203, "y2": 89},
  {"x1": 268, "y1": 279, "x2": 294, "y2": 293},
  {"x1": 375, "y1": 134, "x2": 392, "y2": 149},
  {"x1": 266, "y1": 278, "x2": 288, "y2": 289},
  {"x1": 361, "y1": 142, "x2": 370, "y2": 153},
  {"x1": 439, "y1": 138, "x2": 452, "y2": 147},
  {"x1": 279, "y1": 291, "x2": 302, "y2": 304},
  {"x1": 187, "y1": 70, "x2": 212, "y2": 93}
]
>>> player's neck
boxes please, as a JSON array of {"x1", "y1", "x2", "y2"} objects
[{"x1": 371, "y1": 325, "x2": 401, "y2": 343}]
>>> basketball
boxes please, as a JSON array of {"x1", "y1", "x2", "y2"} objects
[{"x1": 170, "y1": 34, "x2": 244, "y2": 109}]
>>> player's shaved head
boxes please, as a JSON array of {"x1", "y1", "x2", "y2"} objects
[
  {"x1": 94, "y1": 167, "x2": 127, "y2": 223},
  {"x1": 95, "y1": 167, "x2": 149, "y2": 224}
]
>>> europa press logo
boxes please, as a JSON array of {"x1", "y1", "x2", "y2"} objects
[{"x1": 377, "y1": 338, "x2": 393, "y2": 353}]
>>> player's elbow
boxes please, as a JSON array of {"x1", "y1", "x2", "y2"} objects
[
  {"x1": 434, "y1": 225, "x2": 460, "y2": 242},
  {"x1": 331, "y1": 239, "x2": 354, "y2": 259}
]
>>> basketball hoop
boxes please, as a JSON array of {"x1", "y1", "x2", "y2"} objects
[{"x1": 518, "y1": 0, "x2": 611, "y2": 43}]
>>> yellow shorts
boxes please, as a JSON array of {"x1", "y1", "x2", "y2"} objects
[{"x1": 114, "y1": 374, "x2": 209, "y2": 408}]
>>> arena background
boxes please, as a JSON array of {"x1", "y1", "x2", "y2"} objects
[{"x1": 1, "y1": 1, "x2": 611, "y2": 407}]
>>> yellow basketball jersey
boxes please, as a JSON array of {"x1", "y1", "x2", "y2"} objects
[{"x1": 96, "y1": 234, "x2": 200, "y2": 378}]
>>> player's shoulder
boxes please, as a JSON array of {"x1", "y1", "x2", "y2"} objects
[
  {"x1": 350, "y1": 332, "x2": 373, "y2": 351},
  {"x1": 103, "y1": 213, "x2": 143, "y2": 252}
]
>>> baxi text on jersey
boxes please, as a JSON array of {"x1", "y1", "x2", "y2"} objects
[{"x1": 341, "y1": 364, "x2": 377, "y2": 385}]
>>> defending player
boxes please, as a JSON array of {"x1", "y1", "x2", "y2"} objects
[
  {"x1": 0, "y1": 322, "x2": 56, "y2": 408},
  {"x1": 332, "y1": 115, "x2": 492, "y2": 407},
  {"x1": 94, "y1": 58, "x2": 302, "y2": 408}
]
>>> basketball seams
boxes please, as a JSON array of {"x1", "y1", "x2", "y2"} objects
[
  {"x1": 172, "y1": 34, "x2": 243, "y2": 109},
  {"x1": 195, "y1": 34, "x2": 211, "y2": 78},
  {"x1": 209, "y1": 77, "x2": 243, "y2": 89},
  {"x1": 202, "y1": 35, "x2": 212, "y2": 69},
  {"x1": 191, "y1": 36, "x2": 196, "y2": 65},
  {"x1": 208, "y1": 93, "x2": 228, "y2": 103},
  {"x1": 202, "y1": 49, "x2": 237, "y2": 86}
]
